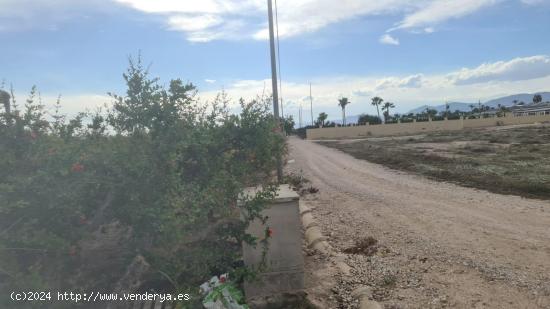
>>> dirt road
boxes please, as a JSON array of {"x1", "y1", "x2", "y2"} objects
[{"x1": 289, "y1": 137, "x2": 550, "y2": 308}]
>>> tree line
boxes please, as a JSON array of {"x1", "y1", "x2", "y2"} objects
[{"x1": 309, "y1": 93, "x2": 547, "y2": 128}]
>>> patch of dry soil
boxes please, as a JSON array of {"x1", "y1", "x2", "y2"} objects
[{"x1": 290, "y1": 137, "x2": 550, "y2": 309}]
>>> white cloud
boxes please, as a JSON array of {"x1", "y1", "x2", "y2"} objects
[
  {"x1": 375, "y1": 74, "x2": 424, "y2": 89},
  {"x1": 168, "y1": 15, "x2": 223, "y2": 32},
  {"x1": 56, "y1": 94, "x2": 112, "y2": 115},
  {"x1": 114, "y1": 0, "x2": 264, "y2": 42},
  {"x1": 13, "y1": 93, "x2": 112, "y2": 117},
  {"x1": 520, "y1": 0, "x2": 546, "y2": 5},
  {"x1": 114, "y1": 0, "x2": 510, "y2": 42},
  {"x1": 379, "y1": 34, "x2": 400, "y2": 45},
  {"x1": 352, "y1": 90, "x2": 372, "y2": 97},
  {"x1": 205, "y1": 79, "x2": 217, "y2": 84},
  {"x1": 113, "y1": 0, "x2": 426, "y2": 42},
  {"x1": 390, "y1": 0, "x2": 498, "y2": 32},
  {"x1": 252, "y1": 0, "x2": 424, "y2": 40},
  {"x1": 23, "y1": 55, "x2": 546, "y2": 123},
  {"x1": 0, "y1": 0, "x2": 531, "y2": 43},
  {"x1": 198, "y1": 55, "x2": 550, "y2": 120},
  {"x1": 446, "y1": 55, "x2": 550, "y2": 85}
]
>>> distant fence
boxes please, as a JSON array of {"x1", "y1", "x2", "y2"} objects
[{"x1": 306, "y1": 113, "x2": 550, "y2": 140}]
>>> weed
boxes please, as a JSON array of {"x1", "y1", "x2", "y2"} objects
[
  {"x1": 381, "y1": 273, "x2": 398, "y2": 287},
  {"x1": 343, "y1": 236, "x2": 378, "y2": 256},
  {"x1": 284, "y1": 173, "x2": 309, "y2": 191},
  {"x1": 299, "y1": 186, "x2": 319, "y2": 195}
]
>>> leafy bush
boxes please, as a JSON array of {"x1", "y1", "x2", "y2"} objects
[
  {"x1": 357, "y1": 114, "x2": 381, "y2": 125},
  {"x1": 0, "y1": 57, "x2": 285, "y2": 308}
]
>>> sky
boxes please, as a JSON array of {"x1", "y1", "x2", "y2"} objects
[{"x1": 1, "y1": 0, "x2": 550, "y2": 123}]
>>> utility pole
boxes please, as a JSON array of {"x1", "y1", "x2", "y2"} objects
[
  {"x1": 299, "y1": 104, "x2": 303, "y2": 128},
  {"x1": 310, "y1": 82, "x2": 314, "y2": 126},
  {"x1": 274, "y1": 0, "x2": 284, "y2": 121},
  {"x1": 267, "y1": 0, "x2": 283, "y2": 182}
]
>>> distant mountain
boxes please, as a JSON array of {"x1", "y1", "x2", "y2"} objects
[
  {"x1": 408, "y1": 102, "x2": 472, "y2": 114},
  {"x1": 484, "y1": 92, "x2": 550, "y2": 108},
  {"x1": 331, "y1": 115, "x2": 360, "y2": 125},
  {"x1": 407, "y1": 92, "x2": 550, "y2": 114}
]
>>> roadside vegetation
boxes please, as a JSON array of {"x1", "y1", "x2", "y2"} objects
[
  {"x1": 0, "y1": 56, "x2": 285, "y2": 308},
  {"x1": 320, "y1": 125, "x2": 550, "y2": 199}
]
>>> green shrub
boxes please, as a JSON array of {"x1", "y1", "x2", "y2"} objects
[{"x1": 0, "y1": 57, "x2": 285, "y2": 308}]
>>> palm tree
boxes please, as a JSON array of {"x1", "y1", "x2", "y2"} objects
[
  {"x1": 424, "y1": 108, "x2": 437, "y2": 120},
  {"x1": 498, "y1": 104, "x2": 510, "y2": 117},
  {"x1": 533, "y1": 94, "x2": 543, "y2": 104},
  {"x1": 468, "y1": 104, "x2": 479, "y2": 119},
  {"x1": 317, "y1": 112, "x2": 328, "y2": 128},
  {"x1": 338, "y1": 97, "x2": 350, "y2": 126},
  {"x1": 371, "y1": 96, "x2": 383, "y2": 123},
  {"x1": 478, "y1": 100, "x2": 482, "y2": 118},
  {"x1": 445, "y1": 102, "x2": 450, "y2": 118},
  {"x1": 382, "y1": 101, "x2": 395, "y2": 122}
]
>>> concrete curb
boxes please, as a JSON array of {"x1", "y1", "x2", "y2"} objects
[
  {"x1": 299, "y1": 200, "x2": 381, "y2": 308},
  {"x1": 352, "y1": 287, "x2": 382, "y2": 309},
  {"x1": 300, "y1": 202, "x2": 351, "y2": 275}
]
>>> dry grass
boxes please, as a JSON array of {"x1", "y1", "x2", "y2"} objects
[{"x1": 319, "y1": 125, "x2": 550, "y2": 200}]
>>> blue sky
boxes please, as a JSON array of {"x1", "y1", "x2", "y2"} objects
[{"x1": 1, "y1": 0, "x2": 550, "y2": 122}]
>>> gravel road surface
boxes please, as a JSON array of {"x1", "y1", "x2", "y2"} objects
[{"x1": 289, "y1": 137, "x2": 550, "y2": 308}]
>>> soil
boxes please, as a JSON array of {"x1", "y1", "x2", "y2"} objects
[
  {"x1": 290, "y1": 137, "x2": 550, "y2": 309},
  {"x1": 318, "y1": 124, "x2": 550, "y2": 200}
]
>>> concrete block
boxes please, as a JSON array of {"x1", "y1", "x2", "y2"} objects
[{"x1": 242, "y1": 185, "x2": 304, "y2": 302}]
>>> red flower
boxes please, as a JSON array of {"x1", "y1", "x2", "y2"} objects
[
  {"x1": 267, "y1": 228, "x2": 273, "y2": 238},
  {"x1": 68, "y1": 246, "x2": 77, "y2": 256},
  {"x1": 219, "y1": 275, "x2": 226, "y2": 283},
  {"x1": 71, "y1": 163, "x2": 85, "y2": 173},
  {"x1": 79, "y1": 215, "x2": 87, "y2": 225}
]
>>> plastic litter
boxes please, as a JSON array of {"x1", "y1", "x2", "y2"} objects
[{"x1": 201, "y1": 274, "x2": 248, "y2": 309}]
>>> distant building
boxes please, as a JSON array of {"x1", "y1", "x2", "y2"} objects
[{"x1": 510, "y1": 102, "x2": 550, "y2": 116}]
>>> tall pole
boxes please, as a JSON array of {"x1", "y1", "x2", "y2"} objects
[
  {"x1": 310, "y1": 82, "x2": 314, "y2": 126},
  {"x1": 274, "y1": 0, "x2": 284, "y2": 120},
  {"x1": 299, "y1": 104, "x2": 303, "y2": 128},
  {"x1": 267, "y1": 0, "x2": 283, "y2": 182}
]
